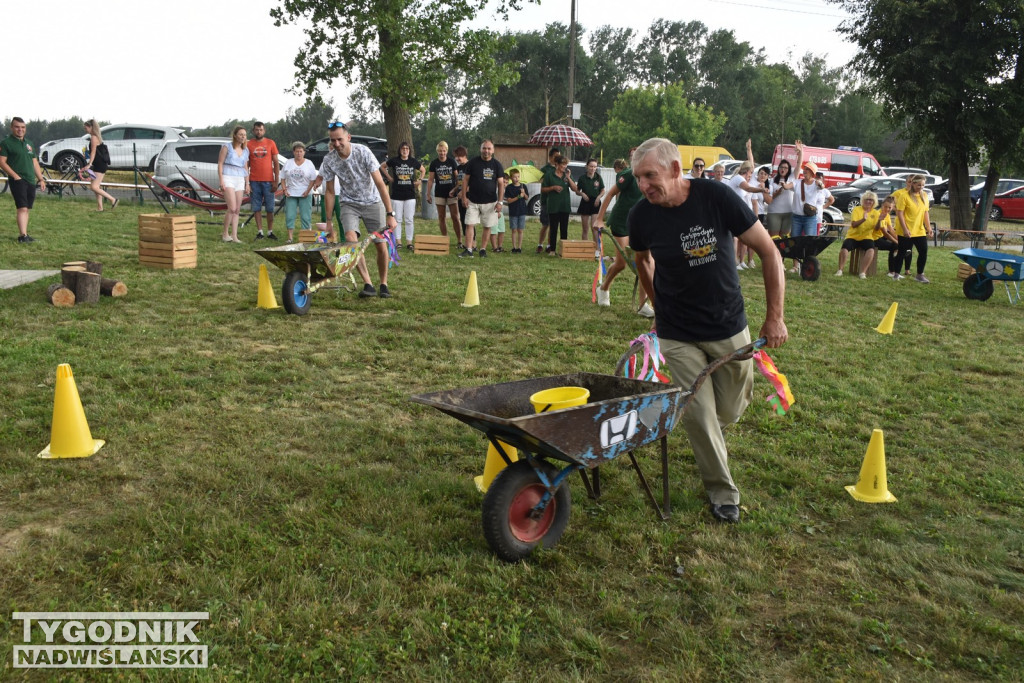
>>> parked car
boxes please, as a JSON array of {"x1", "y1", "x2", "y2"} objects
[
  {"x1": 989, "y1": 185, "x2": 1024, "y2": 221},
  {"x1": 39, "y1": 123, "x2": 186, "y2": 173},
  {"x1": 971, "y1": 179, "x2": 1024, "y2": 207},
  {"x1": 153, "y1": 138, "x2": 288, "y2": 200},
  {"x1": 524, "y1": 161, "x2": 618, "y2": 217},
  {"x1": 828, "y1": 176, "x2": 913, "y2": 213},
  {"x1": 707, "y1": 160, "x2": 743, "y2": 178},
  {"x1": 881, "y1": 166, "x2": 929, "y2": 177},
  {"x1": 289, "y1": 135, "x2": 388, "y2": 167}
]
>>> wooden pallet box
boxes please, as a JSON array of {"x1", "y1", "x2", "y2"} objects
[
  {"x1": 558, "y1": 240, "x2": 596, "y2": 260},
  {"x1": 138, "y1": 214, "x2": 197, "y2": 269},
  {"x1": 414, "y1": 234, "x2": 450, "y2": 255}
]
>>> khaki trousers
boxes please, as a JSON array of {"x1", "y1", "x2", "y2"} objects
[{"x1": 661, "y1": 329, "x2": 753, "y2": 505}]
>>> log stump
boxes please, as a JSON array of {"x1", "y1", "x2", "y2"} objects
[
  {"x1": 46, "y1": 283, "x2": 76, "y2": 308},
  {"x1": 74, "y1": 271, "x2": 101, "y2": 304},
  {"x1": 61, "y1": 266, "x2": 86, "y2": 290},
  {"x1": 100, "y1": 278, "x2": 128, "y2": 297},
  {"x1": 85, "y1": 261, "x2": 103, "y2": 275}
]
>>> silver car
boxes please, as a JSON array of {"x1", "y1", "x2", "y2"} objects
[
  {"x1": 38, "y1": 123, "x2": 186, "y2": 173},
  {"x1": 524, "y1": 161, "x2": 618, "y2": 216},
  {"x1": 154, "y1": 138, "x2": 289, "y2": 200}
]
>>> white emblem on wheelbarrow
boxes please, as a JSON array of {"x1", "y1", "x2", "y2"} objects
[{"x1": 600, "y1": 411, "x2": 638, "y2": 448}]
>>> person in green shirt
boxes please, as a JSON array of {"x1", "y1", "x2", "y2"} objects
[
  {"x1": 575, "y1": 158, "x2": 605, "y2": 250},
  {"x1": 0, "y1": 117, "x2": 47, "y2": 243},
  {"x1": 541, "y1": 155, "x2": 580, "y2": 254}
]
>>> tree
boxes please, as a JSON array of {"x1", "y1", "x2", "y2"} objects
[
  {"x1": 271, "y1": 0, "x2": 535, "y2": 158},
  {"x1": 829, "y1": 0, "x2": 1024, "y2": 230},
  {"x1": 595, "y1": 83, "x2": 726, "y2": 162},
  {"x1": 277, "y1": 96, "x2": 335, "y2": 148},
  {"x1": 577, "y1": 26, "x2": 639, "y2": 135}
]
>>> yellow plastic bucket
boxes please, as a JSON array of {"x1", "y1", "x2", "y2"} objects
[{"x1": 529, "y1": 386, "x2": 590, "y2": 414}]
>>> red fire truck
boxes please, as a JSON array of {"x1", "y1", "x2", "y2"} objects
[{"x1": 771, "y1": 144, "x2": 885, "y2": 187}]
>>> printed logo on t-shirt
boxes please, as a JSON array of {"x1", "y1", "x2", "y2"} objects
[
  {"x1": 251, "y1": 145, "x2": 270, "y2": 159},
  {"x1": 482, "y1": 168, "x2": 495, "y2": 181},
  {"x1": 680, "y1": 226, "x2": 718, "y2": 265}
]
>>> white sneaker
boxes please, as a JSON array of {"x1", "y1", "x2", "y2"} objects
[
  {"x1": 597, "y1": 288, "x2": 610, "y2": 306},
  {"x1": 858, "y1": 273, "x2": 867, "y2": 279},
  {"x1": 737, "y1": 263, "x2": 746, "y2": 270},
  {"x1": 835, "y1": 270, "x2": 843, "y2": 277},
  {"x1": 638, "y1": 302, "x2": 655, "y2": 318}
]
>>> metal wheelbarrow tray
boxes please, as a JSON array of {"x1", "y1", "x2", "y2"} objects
[
  {"x1": 255, "y1": 239, "x2": 374, "y2": 315},
  {"x1": 773, "y1": 235, "x2": 838, "y2": 281}
]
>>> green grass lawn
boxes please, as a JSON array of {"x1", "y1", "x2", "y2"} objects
[{"x1": 2, "y1": 194, "x2": 1023, "y2": 680}]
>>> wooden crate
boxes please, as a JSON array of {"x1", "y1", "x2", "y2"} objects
[
  {"x1": 138, "y1": 214, "x2": 197, "y2": 269},
  {"x1": 558, "y1": 240, "x2": 596, "y2": 260},
  {"x1": 956, "y1": 262, "x2": 975, "y2": 281},
  {"x1": 299, "y1": 230, "x2": 320, "y2": 244},
  {"x1": 414, "y1": 234, "x2": 450, "y2": 255}
]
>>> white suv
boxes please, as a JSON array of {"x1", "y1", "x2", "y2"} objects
[
  {"x1": 39, "y1": 123, "x2": 187, "y2": 173},
  {"x1": 153, "y1": 138, "x2": 289, "y2": 200}
]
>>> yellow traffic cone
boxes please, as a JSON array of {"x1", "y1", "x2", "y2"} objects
[
  {"x1": 462, "y1": 270, "x2": 480, "y2": 307},
  {"x1": 875, "y1": 302, "x2": 898, "y2": 334},
  {"x1": 845, "y1": 429, "x2": 896, "y2": 503},
  {"x1": 38, "y1": 364, "x2": 105, "y2": 459},
  {"x1": 474, "y1": 440, "x2": 518, "y2": 493},
  {"x1": 257, "y1": 264, "x2": 280, "y2": 309}
]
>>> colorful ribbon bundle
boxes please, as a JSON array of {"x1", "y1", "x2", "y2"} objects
[
  {"x1": 621, "y1": 332, "x2": 671, "y2": 383},
  {"x1": 372, "y1": 228, "x2": 400, "y2": 267},
  {"x1": 752, "y1": 350, "x2": 794, "y2": 415},
  {"x1": 591, "y1": 238, "x2": 607, "y2": 302}
]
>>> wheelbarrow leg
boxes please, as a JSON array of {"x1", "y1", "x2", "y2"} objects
[
  {"x1": 577, "y1": 467, "x2": 602, "y2": 500},
  {"x1": 627, "y1": 436, "x2": 672, "y2": 521}
]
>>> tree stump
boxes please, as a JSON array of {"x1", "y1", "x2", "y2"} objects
[
  {"x1": 62, "y1": 261, "x2": 87, "y2": 270},
  {"x1": 74, "y1": 271, "x2": 101, "y2": 304},
  {"x1": 46, "y1": 283, "x2": 76, "y2": 308},
  {"x1": 100, "y1": 278, "x2": 128, "y2": 297},
  {"x1": 61, "y1": 266, "x2": 86, "y2": 290},
  {"x1": 86, "y1": 261, "x2": 103, "y2": 275}
]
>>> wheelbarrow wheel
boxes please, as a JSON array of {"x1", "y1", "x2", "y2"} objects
[
  {"x1": 482, "y1": 459, "x2": 571, "y2": 563},
  {"x1": 282, "y1": 270, "x2": 311, "y2": 315},
  {"x1": 800, "y1": 255, "x2": 821, "y2": 281},
  {"x1": 963, "y1": 273, "x2": 994, "y2": 301}
]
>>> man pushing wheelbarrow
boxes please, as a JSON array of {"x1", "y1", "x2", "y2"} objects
[
  {"x1": 628, "y1": 138, "x2": 788, "y2": 524},
  {"x1": 311, "y1": 120, "x2": 399, "y2": 299}
]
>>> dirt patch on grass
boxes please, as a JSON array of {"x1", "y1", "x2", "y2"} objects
[{"x1": 0, "y1": 520, "x2": 63, "y2": 556}]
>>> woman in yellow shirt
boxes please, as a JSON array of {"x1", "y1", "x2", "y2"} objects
[
  {"x1": 836, "y1": 191, "x2": 883, "y2": 278},
  {"x1": 895, "y1": 174, "x2": 933, "y2": 283},
  {"x1": 869, "y1": 196, "x2": 901, "y2": 278}
]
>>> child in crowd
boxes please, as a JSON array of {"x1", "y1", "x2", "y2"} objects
[{"x1": 505, "y1": 168, "x2": 528, "y2": 253}]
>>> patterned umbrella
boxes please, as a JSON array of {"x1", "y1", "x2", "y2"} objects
[{"x1": 528, "y1": 124, "x2": 594, "y2": 147}]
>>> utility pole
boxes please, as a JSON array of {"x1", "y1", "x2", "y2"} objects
[{"x1": 568, "y1": 0, "x2": 577, "y2": 127}]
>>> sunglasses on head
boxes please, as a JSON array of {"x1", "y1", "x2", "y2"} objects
[{"x1": 328, "y1": 121, "x2": 347, "y2": 130}]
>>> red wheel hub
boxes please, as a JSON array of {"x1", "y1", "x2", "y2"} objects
[{"x1": 508, "y1": 483, "x2": 556, "y2": 543}]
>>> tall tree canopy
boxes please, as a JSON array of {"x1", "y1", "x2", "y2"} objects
[
  {"x1": 596, "y1": 83, "x2": 726, "y2": 162},
  {"x1": 271, "y1": 0, "x2": 535, "y2": 156},
  {"x1": 829, "y1": 0, "x2": 1024, "y2": 229}
]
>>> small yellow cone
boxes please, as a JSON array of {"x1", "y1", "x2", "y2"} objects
[
  {"x1": 257, "y1": 264, "x2": 280, "y2": 309},
  {"x1": 462, "y1": 270, "x2": 480, "y2": 307},
  {"x1": 39, "y1": 364, "x2": 105, "y2": 459},
  {"x1": 845, "y1": 429, "x2": 897, "y2": 503},
  {"x1": 875, "y1": 302, "x2": 898, "y2": 334},
  {"x1": 474, "y1": 440, "x2": 518, "y2": 493}
]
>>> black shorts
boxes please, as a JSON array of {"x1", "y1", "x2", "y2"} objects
[
  {"x1": 577, "y1": 198, "x2": 601, "y2": 216},
  {"x1": 842, "y1": 238, "x2": 875, "y2": 251},
  {"x1": 10, "y1": 178, "x2": 37, "y2": 209},
  {"x1": 874, "y1": 238, "x2": 897, "y2": 251},
  {"x1": 91, "y1": 158, "x2": 109, "y2": 174}
]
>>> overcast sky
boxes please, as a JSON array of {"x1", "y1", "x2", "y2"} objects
[{"x1": 8, "y1": 0, "x2": 855, "y2": 131}]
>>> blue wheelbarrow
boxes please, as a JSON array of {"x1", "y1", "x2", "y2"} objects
[{"x1": 954, "y1": 248, "x2": 1024, "y2": 304}]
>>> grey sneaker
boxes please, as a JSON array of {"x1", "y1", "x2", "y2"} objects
[
  {"x1": 915, "y1": 274, "x2": 930, "y2": 283},
  {"x1": 458, "y1": 248, "x2": 474, "y2": 258},
  {"x1": 358, "y1": 283, "x2": 377, "y2": 298},
  {"x1": 17, "y1": 234, "x2": 35, "y2": 243},
  {"x1": 378, "y1": 283, "x2": 391, "y2": 299}
]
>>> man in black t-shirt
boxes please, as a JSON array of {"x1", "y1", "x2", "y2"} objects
[
  {"x1": 458, "y1": 140, "x2": 505, "y2": 258},
  {"x1": 628, "y1": 137, "x2": 788, "y2": 524}
]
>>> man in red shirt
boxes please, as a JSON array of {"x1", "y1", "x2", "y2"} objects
[{"x1": 247, "y1": 122, "x2": 280, "y2": 239}]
